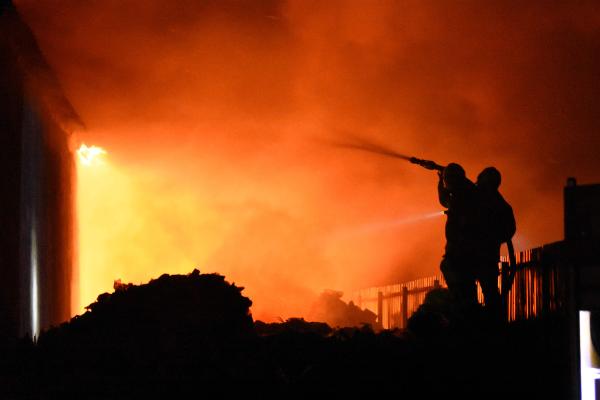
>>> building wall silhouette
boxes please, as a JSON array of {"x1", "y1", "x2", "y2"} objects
[{"x1": 0, "y1": 1, "x2": 79, "y2": 338}]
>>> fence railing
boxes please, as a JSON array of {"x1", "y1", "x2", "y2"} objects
[
  {"x1": 502, "y1": 242, "x2": 567, "y2": 321},
  {"x1": 351, "y1": 242, "x2": 567, "y2": 329}
]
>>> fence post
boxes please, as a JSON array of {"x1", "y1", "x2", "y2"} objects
[
  {"x1": 433, "y1": 279, "x2": 440, "y2": 289},
  {"x1": 500, "y1": 261, "x2": 510, "y2": 322},
  {"x1": 377, "y1": 291, "x2": 383, "y2": 328},
  {"x1": 401, "y1": 286, "x2": 409, "y2": 329}
]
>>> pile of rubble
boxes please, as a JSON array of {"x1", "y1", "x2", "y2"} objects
[
  {"x1": 0, "y1": 271, "x2": 571, "y2": 398},
  {"x1": 32, "y1": 270, "x2": 264, "y2": 396},
  {"x1": 306, "y1": 290, "x2": 380, "y2": 329}
]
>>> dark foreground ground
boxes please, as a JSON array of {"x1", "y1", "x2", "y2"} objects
[{"x1": 0, "y1": 271, "x2": 571, "y2": 399}]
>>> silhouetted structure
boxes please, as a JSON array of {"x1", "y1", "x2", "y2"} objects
[
  {"x1": 354, "y1": 242, "x2": 571, "y2": 329},
  {"x1": 563, "y1": 179, "x2": 600, "y2": 399},
  {"x1": 0, "y1": 1, "x2": 81, "y2": 339}
]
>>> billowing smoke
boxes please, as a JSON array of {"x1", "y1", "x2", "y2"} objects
[{"x1": 14, "y1": 0, "x2": 600, "y2": 320}]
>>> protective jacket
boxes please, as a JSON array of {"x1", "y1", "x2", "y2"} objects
[
  {"x1": 478, "y1": 189, "x2": 516, "y2": 263},
  {"x1": 438, "y1": 177, "x2": 480, "y2": 256}
]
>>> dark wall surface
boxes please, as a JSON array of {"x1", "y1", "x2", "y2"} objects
[
  {"x1": 0, "y1": 15, "x2": 25, "y2": 340},
  {"x1": 0, "y1": 0, "x2": 74, "y2": 339}
]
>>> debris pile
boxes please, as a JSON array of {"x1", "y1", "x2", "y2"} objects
[
  {"x1": 255, "y1": 317, "x2": 332, "y2": 336},
  {"x1": 42, "y1": 269, "x2": 254, "y2": 344},
  {"x1": 33, "y1": 269, "x2": 263, "y2": 396},
  {"x1": 0, "y1": 272, "x2": 571, "y2": 398},
  {"x1": 406, "y1": 288, "x2": 457, "y2": 336},
  {"x1": 307, "y1": 290, "x2": 379, "y2": 329}
]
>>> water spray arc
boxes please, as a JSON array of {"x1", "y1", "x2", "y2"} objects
[
  {"x1": 326, "y1": 136, "x2": 448, "y2": 241},
  {"x1": 330, "y1": 211, "x2": 445, "y2": 242},
  {"x1": 330, "y1": 136, "x2": 445, "y2": 172},
  {"x1": 331, "y1": 137, "x2": 412, "y2": 161}
]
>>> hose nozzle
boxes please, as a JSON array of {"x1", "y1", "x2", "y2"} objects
[{"x1": 409, "y1": 157, "x2": 445, "y2": 172}]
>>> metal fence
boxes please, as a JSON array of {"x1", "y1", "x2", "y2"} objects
[
  {"x1": 351, "y1": 242, "x2": 568, "y2": 329},
  {"x1": 503, "y1": 242, "x2": 567, "y2": 321}
]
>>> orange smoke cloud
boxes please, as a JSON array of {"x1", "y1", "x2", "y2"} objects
[{"x1": 14, "y1": 0, "x2": 600, "y2": 319}]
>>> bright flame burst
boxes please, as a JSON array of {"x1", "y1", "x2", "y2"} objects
[{"x1": 77, "y1": 144, "x2": 106, "y2": 166}]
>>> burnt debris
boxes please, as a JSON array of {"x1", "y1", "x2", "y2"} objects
[{"x1": 0, "y1": 271, "x2": 571, "y2": 398}]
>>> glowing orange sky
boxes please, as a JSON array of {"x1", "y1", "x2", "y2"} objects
[{"x1": 15, "y1": 0, "x2": 600, "y2": 320}]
